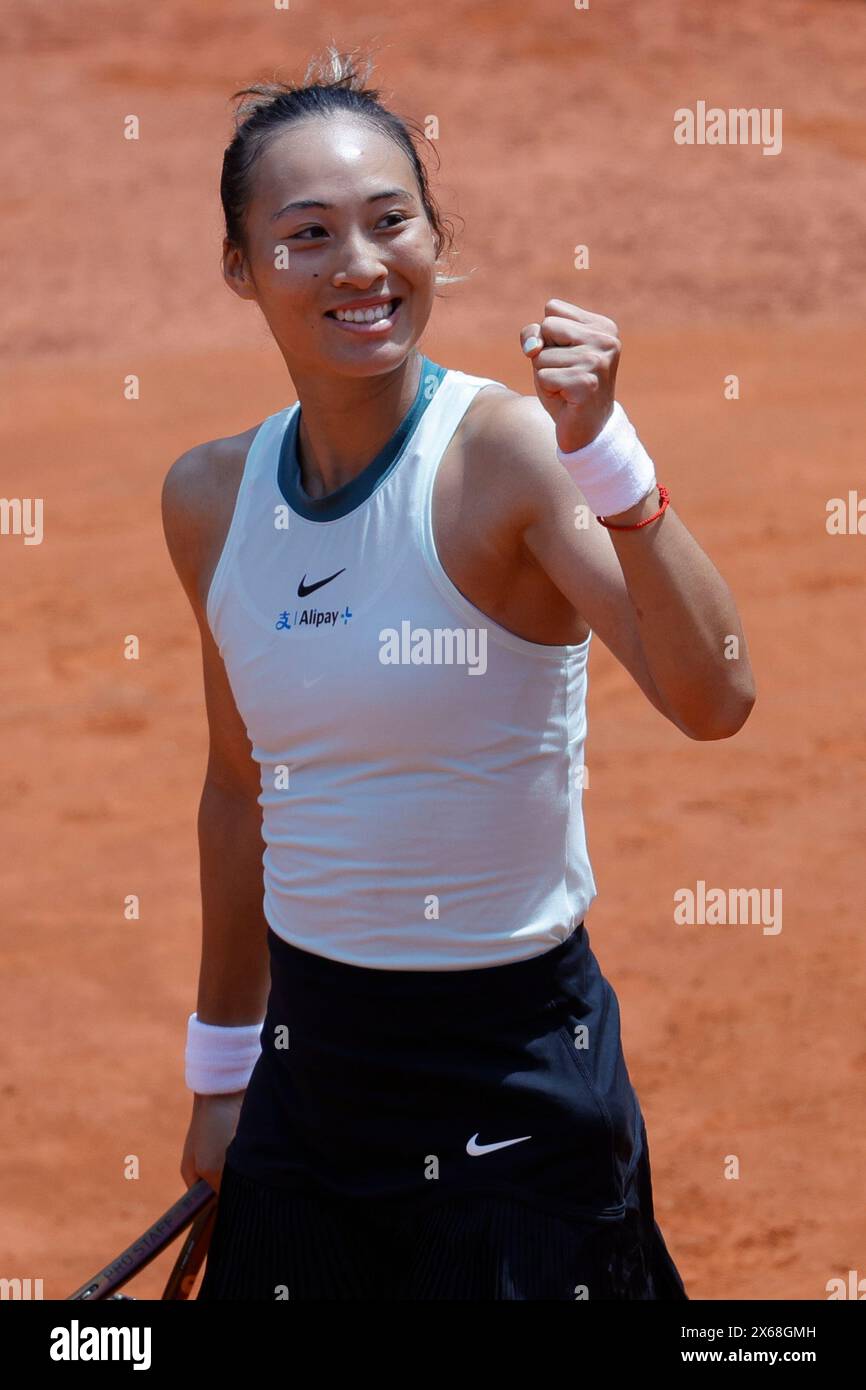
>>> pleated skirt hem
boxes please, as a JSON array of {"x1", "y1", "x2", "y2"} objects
[{"x1": 198, "y1": 1160, "x2": 688, "y2": 1302}]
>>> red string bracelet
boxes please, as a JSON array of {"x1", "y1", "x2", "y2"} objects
[{"x1": 597, "y1": 484, "x2": 670, "y2": 530}]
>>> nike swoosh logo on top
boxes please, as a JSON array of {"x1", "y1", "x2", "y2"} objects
[
  {"x1": 297, "y1": 568, "x2": 346, "y2": 598},
  {"x1": 466, "y1": 1133, "x2": 532, "y2": 1157}
]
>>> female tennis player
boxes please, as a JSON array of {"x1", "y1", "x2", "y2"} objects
[{"x1": 162, "y1": 46, "x2": 755, "y2": 1300}]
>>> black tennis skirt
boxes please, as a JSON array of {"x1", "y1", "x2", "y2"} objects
[{"x1": 198, "y1": 921, "x2": 688, "y2": 1301}]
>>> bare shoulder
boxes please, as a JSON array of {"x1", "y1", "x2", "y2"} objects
[
  {"x1": 464, "y1": 385, "x2": 564, "y2": 475},
  {"x1": 161, "y1": 423, "x2": 263, "y2": 612},
  {"x1": 459, "y1": 384, "x2": 582, "y2": 537},
  {"x1": 161, "y1": 423, "x2": 262, "y2": 542}
]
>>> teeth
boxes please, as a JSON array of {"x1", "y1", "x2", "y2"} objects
[{"x1": 334, "y1": 299, "x2": 397, "y2": 322}]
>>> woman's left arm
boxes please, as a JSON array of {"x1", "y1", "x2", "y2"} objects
[
  {"x1": 564, "y1": 480, "x2": 757, "y2": 740},
  {"x1": 485, "y1": 300, "x2": 756, "y2": 740}
]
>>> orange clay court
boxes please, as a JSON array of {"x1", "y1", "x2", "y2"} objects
[{"x1": 1, "y1": 0, "x2": 864, "y2": 1300}]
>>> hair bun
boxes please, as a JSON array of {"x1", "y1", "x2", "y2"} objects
[{"x1": 301, "y1": 43, "x2": 377, "y2": 94}]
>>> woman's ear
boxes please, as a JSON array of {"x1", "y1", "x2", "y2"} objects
[{"x1": 222, "y1": 239, "x2": 258, "y2": 302}]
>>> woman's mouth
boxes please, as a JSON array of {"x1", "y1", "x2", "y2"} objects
[{"x1": 324, "y1": 297, "x2": 402, "y2": 334}]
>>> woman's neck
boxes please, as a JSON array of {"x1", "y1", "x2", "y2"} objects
[{"x1": 292, "y1": 350, "x2": 423, "y2": 500}]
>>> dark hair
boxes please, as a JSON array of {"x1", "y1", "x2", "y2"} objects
[{"x1": 220, "y1": 44, "x2": 470, "y2": 288}]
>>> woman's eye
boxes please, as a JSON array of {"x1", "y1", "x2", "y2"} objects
[{"x1": 290, "y1": 213, "x2": 407, "y2": 241}]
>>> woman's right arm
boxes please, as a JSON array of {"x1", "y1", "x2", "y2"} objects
[{"x1": 161, "y1": 440, "x2": 271, "y2": 1192}]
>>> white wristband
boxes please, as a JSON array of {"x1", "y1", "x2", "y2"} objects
[
  {"x1": 184, "y1": 1012, "x2": 264, "y2": 1095},
  {"x1": 555, "y1": 401, "x2": 656, "y2": 518}
]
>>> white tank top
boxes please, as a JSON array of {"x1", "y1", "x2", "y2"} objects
[{"x1": 206, "y1": 354, "x2": 597, "y2": 969}]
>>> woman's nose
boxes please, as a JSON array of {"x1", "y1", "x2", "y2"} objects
[{"x1": 332, "y1": 231, "x2": 387, "y2": 285}]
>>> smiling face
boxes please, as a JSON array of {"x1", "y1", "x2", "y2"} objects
[{"x1": 223, "y1": 114, "x2": 439, "y2": 378}]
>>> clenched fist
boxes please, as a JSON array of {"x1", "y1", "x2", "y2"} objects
[{"x1": 521, "y1": 300, "x2": 621, "y2": 453}]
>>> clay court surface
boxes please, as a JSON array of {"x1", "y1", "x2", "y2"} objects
[{"x1": 2, "y1": 0, "x2": 864, "y2": 1299}]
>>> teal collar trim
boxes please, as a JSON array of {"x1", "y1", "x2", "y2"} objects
[{"x1": 277, "y1": 355, "x2": 448, "y2": 522}]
